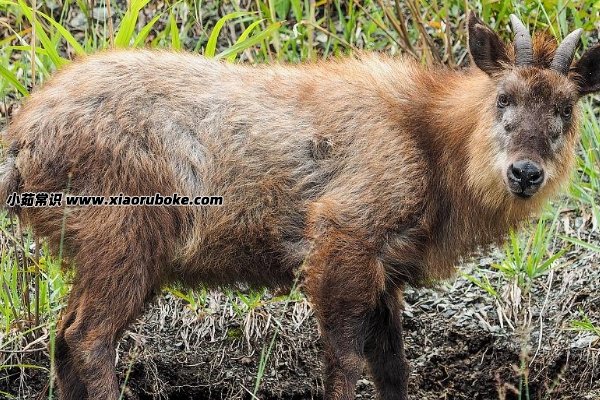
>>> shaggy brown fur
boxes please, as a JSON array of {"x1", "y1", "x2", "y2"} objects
[{"x1": 1, "y1": 13, "x2": 600, "y2": 400}]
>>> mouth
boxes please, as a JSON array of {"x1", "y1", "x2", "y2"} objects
[
  {"x1": 507, "y1": 180, "x2": 539, "y2": 199},
  {"x1": 513, "y1": 191, "x2": 533, "y2": 199},
  {"x1": 507, "y1": 181, "x2": 542, "y2": 199},
  {"x1": 506, "y1": 177, "x2": 544, "y2": 199}
]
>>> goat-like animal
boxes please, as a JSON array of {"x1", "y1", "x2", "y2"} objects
[{"x1": 1, "y1": 13, "x2": 600, "y2": 400}]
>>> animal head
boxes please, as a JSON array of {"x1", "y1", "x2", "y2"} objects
[{"x1": 466, "y1": 13, "x2": 600, "y2": 203}]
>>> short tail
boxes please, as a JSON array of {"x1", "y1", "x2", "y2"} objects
[{"x1": 0, "y1": 141, "x2": 22, "y2": 216}]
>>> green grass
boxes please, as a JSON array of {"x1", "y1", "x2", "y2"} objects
[
  {"x1": 1, "y1": 0, "x2": 599, "y2": 398},
  {"x1": 464, "y1": 209, "x2": 565, "y2": 306},
  {"x1": 570, "y1": 312, "x2": 600, "y2": 336}
]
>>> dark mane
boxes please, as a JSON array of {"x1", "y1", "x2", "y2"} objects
[{"x1": 532, "y1": 32, "x2": 559, "y2": 67}]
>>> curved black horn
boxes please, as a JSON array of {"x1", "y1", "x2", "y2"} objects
[
  {"x1": 510, "y1": 14, "x2": 533, "y2": 67},
  {"x1": 551, "y1": 28, "x2": 583, "y2": 75}
]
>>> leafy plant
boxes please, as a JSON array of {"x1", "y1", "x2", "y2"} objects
[{"x1": 494, "y1": 214, "x2": 566, "y2": 292}]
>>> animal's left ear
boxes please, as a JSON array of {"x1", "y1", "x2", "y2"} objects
[
  {"x1": 571, "y1": 44, "x2": 600, "y2": 95},
  {"x1": 468, "y1": 13, "x2": 510, "y2": 76}
]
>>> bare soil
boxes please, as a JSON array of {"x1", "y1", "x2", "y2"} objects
[{"x1": 2, "y1": 232, "x2": 599, "y2": 400}]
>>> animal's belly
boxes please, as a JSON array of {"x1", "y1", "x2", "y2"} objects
[{"x1": 175, "y1": 235, "x2": 308, "y2": 290}]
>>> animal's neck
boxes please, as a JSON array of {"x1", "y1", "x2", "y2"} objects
[{"x1": 407, "y1": 69, "x2": 526, "y2": 259}]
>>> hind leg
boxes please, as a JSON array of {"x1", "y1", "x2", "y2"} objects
[
  {"x1": 55, "y1": 285, "x2": 87, "y2": 399},
  {"x1": 54, "y1": 284, "x2": 87, "y2": 400},
  {"x1": 58, "y1": 264, "x2": 157, "y2": 400},
  {"x1": 54, "y1": 207, "x2": 171, "y2": 400}
]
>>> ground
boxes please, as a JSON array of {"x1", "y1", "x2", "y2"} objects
[{"x1": 2, "y1": 232, "x2": 599, "y2": 399}]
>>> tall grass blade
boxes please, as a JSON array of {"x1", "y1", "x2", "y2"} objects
[
  {"x1": 169, "y1": 13, "x2": 181, "y2": 50},
  {"x1": 17, "y1": 0, "x2": 68, "y2": 68},
  {"x1": 36, "y1": 9, "x2": 86, "y2": 56},
  {"x1": 0, "y1": 64, "x2": 29, "y2": 96},
  {"x1": 133, "y1": 13, "x2": 162, "y2": 47},
  {"x1": 216, "y1": 22, "x2": 282, "y2": 60},
  {"x1": 560, "y1": 235, "x2": 600, "y2": 253},
  {"x1": 114, "y1": 0, "x2": 152, "y2": 48},
  {"x1": 205, "y1": 11, "x2": 253, "y2": 58},
  {"x1": 226, "y1": 19, "x2": 264, "y2": 62}
]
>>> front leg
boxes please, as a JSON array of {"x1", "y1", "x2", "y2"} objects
[
  {"x1": 364, "y1": 289, "x2": 409, "y2": 400},
  {"x1": 304, "y1": 237, "x2": 387, "y2": 400}
]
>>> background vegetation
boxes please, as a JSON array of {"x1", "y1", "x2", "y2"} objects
[{"x1": 0, "y1": 0, "x2": 599, "y2": 399}]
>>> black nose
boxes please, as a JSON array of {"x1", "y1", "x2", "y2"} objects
[{"x1": 508, "y1": 160, "x2": 544, "y2": 196}]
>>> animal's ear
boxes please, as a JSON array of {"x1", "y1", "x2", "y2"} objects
[
  {"x1": 571, "y1": 44, "x2": 600, "y2": 95},
  {"x1": 468, "y1": 13, "x2": 510, "y2": 75}
]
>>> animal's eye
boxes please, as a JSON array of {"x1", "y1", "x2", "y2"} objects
[
  {"x1": 561, "y1": 104, "x2": 573, "y2": 119},
  {"x1": 497, "y1": 94, "x2": 510, "y2": 108}
]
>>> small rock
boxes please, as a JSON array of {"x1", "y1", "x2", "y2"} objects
[
  {"x1": 357, "y1": 378, "x2": 372, "y2": 387},
  {"x1": 443, "y1": 309, "x2": 457, "y2": 318},
  {"x1": 570, "y1": 334, "x2": 599, "y2": 349},
  {"x1": 69, "y1": 12, "x2": 87, "y2": 29},
  {"x1": 92, "y1": 7, "x2": 110, "y2": 21},
  {"x1": 240, "y1": 356, "x2": 252, "y2": 365}
]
